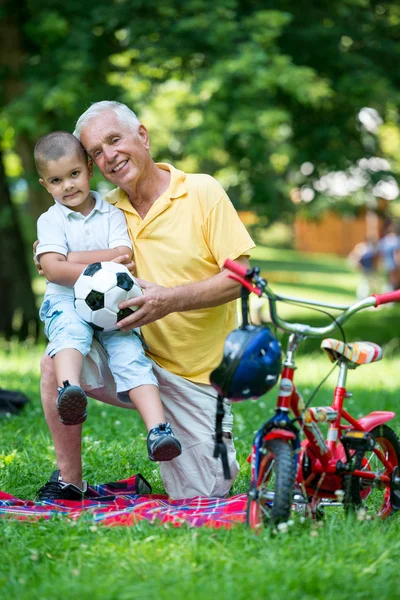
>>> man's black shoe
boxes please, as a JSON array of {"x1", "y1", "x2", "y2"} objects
[
  {"x1": 57, "y1": 380, "x2": 87, "y2": 426},
  {"x1": 35, "y1": 469, "x2": 90, "y2": 502}
]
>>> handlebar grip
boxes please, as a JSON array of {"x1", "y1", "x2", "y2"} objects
[
  {"x1": 224, "y1": 258, "x2": 249, "y2": 277},
  {"x1": 372, "y1": 289, "x2": 400, "y2": 306}
]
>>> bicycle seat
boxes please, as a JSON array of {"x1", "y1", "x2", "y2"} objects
[{"x1": 321, "y1": 339, "x2": 383, "y2": 365}]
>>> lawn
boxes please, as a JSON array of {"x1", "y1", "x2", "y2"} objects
[{"x1": 1, "y1": 246, "x2": 400, "y2": 600}]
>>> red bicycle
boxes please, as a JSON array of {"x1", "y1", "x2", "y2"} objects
[{"x1": 224, "y1": 259, "x2": 400, "y2": 529}]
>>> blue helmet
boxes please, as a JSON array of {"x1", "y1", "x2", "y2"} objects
[{"x1": 210, "y1": 325, "x2": 282, "y2": 402}]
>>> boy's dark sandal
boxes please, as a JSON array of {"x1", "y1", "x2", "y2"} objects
[
  {"x1": 57, "y1": 380, "x2": 87, "y2": 426},
  {"x1": 147, "y1": 422, "x2": 182, "y2": 462}
]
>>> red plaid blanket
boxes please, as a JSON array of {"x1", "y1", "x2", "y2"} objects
[{"x1": 0, "y1": 474, "x2": 246, "y2": 528}]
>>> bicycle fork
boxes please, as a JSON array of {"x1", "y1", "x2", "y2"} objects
[{"x1": 249, "y1": 336, "x2": 302, "y2": 488}]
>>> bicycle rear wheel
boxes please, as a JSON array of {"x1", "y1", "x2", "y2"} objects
[
  {"x1": 344, "y1": 424, "x2": 400, "y2": 518},
  {"x1": 247, "y1": 439, "x2": 295, "y2": 530}
]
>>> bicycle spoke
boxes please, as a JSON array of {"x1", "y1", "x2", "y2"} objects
[{"x1": 259, "y1": 458, "x2": 275, "y2": 486}]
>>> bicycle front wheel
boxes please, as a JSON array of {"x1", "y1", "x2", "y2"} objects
[
  {"x1": 344, "y1": 424, "x2": 400, "y2": 518},
  {"x1": 247, "y1": 439, "x2": 295, "y2": 530}
]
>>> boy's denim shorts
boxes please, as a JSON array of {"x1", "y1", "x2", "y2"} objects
[{"x1": 40, "y1": 295, "x2": 158, "y2": 393}]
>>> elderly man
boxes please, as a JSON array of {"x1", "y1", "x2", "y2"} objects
[{"x1": 36, "y1": 101, "x2": 255, "y2": 501}]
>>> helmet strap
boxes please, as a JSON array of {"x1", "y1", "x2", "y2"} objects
[
  {"x1": 240, "y1": 286, "x2": 250, "y2": 328},
  {"x1": 213, "y1": 394, "x2": 231, "y2": 480}
]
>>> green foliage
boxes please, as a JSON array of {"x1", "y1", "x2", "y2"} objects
[
  {"x1": 3, "y1": 4, "x2": 122, "y2": 137},
  {"x1": 106, "y1": 2, "x2": 334, "y2": 216},
  {"x1": 99, "y1": 0, "x2": 400, "y2": 218},
  {"x1": 2, "y1": 0, "x2": 400, "y2": 221}
]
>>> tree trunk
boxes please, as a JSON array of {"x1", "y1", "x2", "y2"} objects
[
  {"x1": 0, "y1": 149, "x2": 39, "y2": 340},
  {"x1": 0, "y1": 1, "x2": 52, "y2": 222},
  {"x1": 0, "y1": 0, "x2": 41, "y2": 339}
]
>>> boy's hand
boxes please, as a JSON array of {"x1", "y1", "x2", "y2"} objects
[
  {"x1": 32, "y1": 240, "x2": 44, "y2": 276},
  {"x1": 112, "y1": 254, "x2": 136, "y2": 274}
]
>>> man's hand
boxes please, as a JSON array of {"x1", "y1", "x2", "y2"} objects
[
  {"x1": 32, "y1": 240, "x2": 44, "y2": 276},
  {"x1": 117, "y1": 279, "x2": 173, "y2": 330},
  {"x1": 116, "y1": 256, "x2": 251, "y2": 331},
  {"x1": 111, "y1": 254, "x2": 136, "y2": 274}
]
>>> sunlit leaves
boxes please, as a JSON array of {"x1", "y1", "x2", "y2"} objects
[{"x1": 2, "y1": 0, "x2": 400, "y2": 221}]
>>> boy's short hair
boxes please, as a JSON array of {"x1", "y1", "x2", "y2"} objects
[{"x1": 34, "y1": 131, "x2": 87, "y2": 175}]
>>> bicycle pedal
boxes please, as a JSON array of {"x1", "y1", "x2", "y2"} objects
[{"x1": 341, "y1": 430, "x2": 375, "y2": 451}]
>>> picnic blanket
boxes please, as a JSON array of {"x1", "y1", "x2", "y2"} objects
[{"x1": 0, "y1": 474, "x2": 247, "y2": 528}]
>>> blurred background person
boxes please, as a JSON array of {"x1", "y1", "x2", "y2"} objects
[
  {"x1": 378, "y1": 220, "x2": 400, "y2": 291},
  {"x1": 348, "y1": 238, "x2": 379, "y2": 299}
]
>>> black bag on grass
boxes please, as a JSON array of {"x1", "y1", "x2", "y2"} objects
[{"x1": 0, "y1": 388, "x2": 30, "y2": 415}]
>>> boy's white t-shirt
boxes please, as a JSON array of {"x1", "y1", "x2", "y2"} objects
[{"x1": 36, "y1": 191, "x2": 132, "y2": 300}]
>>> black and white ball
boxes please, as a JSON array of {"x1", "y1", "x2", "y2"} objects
[{"x1": 74, "y1": 262, "x2": 142, "y2": 331}]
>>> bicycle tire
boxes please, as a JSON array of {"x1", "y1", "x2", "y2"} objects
[
  {"x1": 247, "y1": 439, "x2": 295, "y2": 530},
  {"x1": 343, "y1": 424, "x2": 400, "y2": 518}
]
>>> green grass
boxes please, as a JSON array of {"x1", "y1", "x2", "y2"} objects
[{"x1": 1, "y1": 247, "x2": 400, "y2": 599}]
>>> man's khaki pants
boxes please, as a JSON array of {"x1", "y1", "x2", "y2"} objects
[{"x1": 81, "y1": 339, "x2": 239, "y2": 499}]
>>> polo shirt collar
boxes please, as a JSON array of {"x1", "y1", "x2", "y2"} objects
[
  {"x1": 157, "y1": 163, "x2": 187, "y2": 199},
  {"x1": 108, "y1": 163, "x2": 187, "y2": 213},
  {"x1": 54, "y1": 191, "x2": 106, "y2": 218}
]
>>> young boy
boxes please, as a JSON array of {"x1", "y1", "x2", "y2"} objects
[{"x1": 35, "y1": 131, "x2": 182, "y2": 475}]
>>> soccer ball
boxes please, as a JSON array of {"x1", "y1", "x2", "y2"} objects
[{"x1": 74, "y1": 262, "x2": 142, "y2": 331}]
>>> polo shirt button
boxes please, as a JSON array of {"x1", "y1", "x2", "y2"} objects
[{"x1": 85, "y1": 230, "x2": 90, "y2": 235}]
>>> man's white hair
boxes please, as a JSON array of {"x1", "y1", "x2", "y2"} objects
[{"x1": 73, "y1": 101, "x2": 140, "y2": 140}]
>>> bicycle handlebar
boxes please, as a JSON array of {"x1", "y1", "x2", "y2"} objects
[
  {"x1": 372, "y1": 289, "x2": 400, "y2": 306},
  {"x1": 224, "y1": 259, "x2": 400, "y2": 338},
  {"x1": 224, "y1": 258, "x2": 248, "y2": 277},
  {"x1": 224, "y1": 259, "x2": 263, "y2": 297}
]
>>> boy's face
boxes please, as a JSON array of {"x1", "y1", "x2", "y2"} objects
[{"x1": 39, "y1": 153, "x2": 93, "y2": 212}]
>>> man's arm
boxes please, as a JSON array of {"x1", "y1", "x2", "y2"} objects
[
  {"x1": 39, "y1": 246, "x2": 132, "y2": 287},
  {"x1": 117, "y1": 256, "x2": 250, "y2": 331}
]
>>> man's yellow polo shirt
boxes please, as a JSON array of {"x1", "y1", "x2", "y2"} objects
[{"x1": 105, "y1": 163, "x2": 255, "y2": 384}]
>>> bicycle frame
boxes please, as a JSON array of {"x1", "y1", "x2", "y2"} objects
[
  {"x1": 224, "y1": 259, "x2": 400, "y2": 519},
  {"x1": 251, "y1": 333, "x2": 396, "y2": 503}
]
